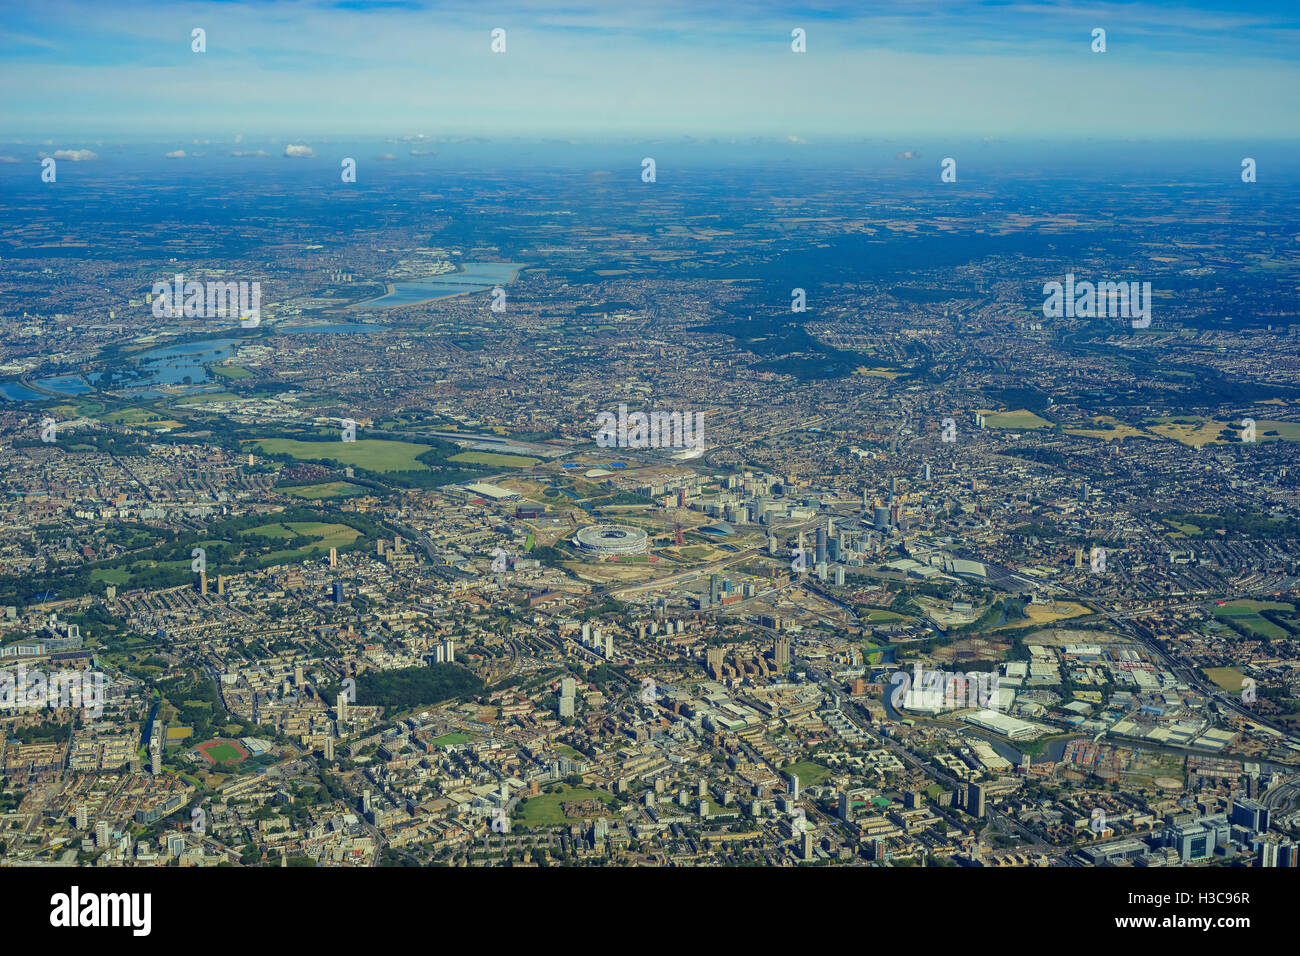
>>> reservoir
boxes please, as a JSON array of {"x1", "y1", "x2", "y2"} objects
[{"x1": 357, "y1": 262, "x2": 523, "y2": 309}]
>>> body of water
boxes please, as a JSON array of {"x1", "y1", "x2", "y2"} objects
[
  {"x1": 357, "y1": 262, "x2": 522, "y2": 309},
  {"x1": 92, "y1": 338, "x2": 238, "y2": 397},
  {"x1": 0, "y1": 383, "x2": 46, "y2": 401}
]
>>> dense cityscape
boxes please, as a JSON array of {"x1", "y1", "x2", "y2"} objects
[{"x1": 1, "y1": 8, "x2": 1298, "y2": 939}]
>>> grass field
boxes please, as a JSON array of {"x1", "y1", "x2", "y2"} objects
[
  {"x1": 448, "y1": 451, "x2": 539, "y2": 468},
  {"x1": 1213, "y1": 600, "x2": 1293, "y2": 640},
  {"x1": 1203, "y1": 667, "x2": 1248, "y2": 691},
  {"x1": 1064, "y1": 416, "x2": 1149, "y2": 441},
  {"x1": 245, "y1": 521, "x2": 360, "y2": 557},
  {"x1": 514, "y1": 786, "x2": 615, "y2": 827},
  {"x1": 197, "y1": 738, "x2": 249, "y2": 765},
  {"x1": 430, "y1": 732, "x2": 471, "y2": 747},
  {"x1": 279, "y1": 481, "x2": 367, "y2": 499},
  {"x1": 1146, "y1": 417, "x2": 1233, "y2": 447},
  {"x1": 90, "y1": 568, "x2": 131, "y2": 584},
  {"x1": 977, "y1": 409, "x2": 1053, "y2": 430},
  {"x1": 250, "y1": 437, "x2": 434, "y2": 472},
  {"x1": 996, "y1": 600, "x2": 1091, "y2": 630},
  {"x1": 210, "y1": 364, "x2": 252, "y2": 379},
  {"x1": 1140, "y1": 416, "x2": 1300, "y2": 447},
  {"x1": 781, "y1": 760, "x2": 833, "y2": 788},
  {"x1": 864, "y1": 609, "x2": 905, "y2": 622}
]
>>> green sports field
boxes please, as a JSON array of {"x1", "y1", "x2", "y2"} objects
[{"x1": 250, "y1": 437, "x2": 434, "y2": 472}]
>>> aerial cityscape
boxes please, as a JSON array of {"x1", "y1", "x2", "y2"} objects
[{"x1": 1, "y1": 1, "x2": 1298, "y2": 916}]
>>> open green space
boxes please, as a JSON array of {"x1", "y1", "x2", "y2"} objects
[
  {"x1": 781, "y1": 760, "x2": 832, "y2": 788},
  {"x1": 514, "y1": 785, "x2": 616, "y2": 828},
  {"x1": 250, "y1": 437, "x2": 435, "y2": 473},
  {"x1": 279, "y1": 481, "x2": 367, "y2": 500},
  {"x1": 978, "y1": 409, "x2": 1053, "y2": 430},
  {"x1": 448, "y1": 451, "x2": 539, "y2": 468}
]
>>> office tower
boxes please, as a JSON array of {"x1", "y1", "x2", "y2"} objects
[
  {"x1": 873, "y1": 504, "x2": 890, "y2": 531},
  {"x1": 393, "y1": 536, "x2": 404, "y2": 554},
  {"x1": 198, "y1": 570, "x2": 207, "y2": 595},
  {"x1": 834, "y1": 566, "x2": 845, "y2": 587},
  {"x1": 838, "y1": 791, "x2": 853, "y2": 822},
  {"x1": 441, "y1": 639, "x2": 455, "y2": 663},
  {"x1": 216, "y1": 574, "x2": 225, "y2": 595},
  {"x1": 709, "y1": 574, "x2": 721, "y2": 605},
  {"x1": 891, "y1": 476, "x2": 898, "y2": 499},
  {"x1": 816, "y1": 562, "x2": 827, "y2": 581},
  {"x1": 337, "y1": 691, "x2": 349, "y2": 723},
  {"x1": 827, "y1": 536, "x2": 840, "y2": 562},
  {"x1": 788, "y1": 772, "x2": 800, "y2": 800},
  {"x1": 603, "y1": 632, "x2": 614, "y2": 658},
  {"x1": 815, "y1": 527, "x2": 827, "y2": 565},
  {"x1": 96, "y1": 820, "x2": 110, "y2": 848},
  {"x1": 332, "y1": 581, "x2": 344, "y2": 603},
  {"x1": 801, "y1": 829, "x2": 816, "y2": 860},
  {"x1": 377, "y1": 539, "x2": 386, "y2": 557},
  {"x1": 323, "y1": 736, "x2": 334, "y2": 760},
  {"x1": 329, "y1": 547, "x2": 337, "y2": 568},
  {"x1": 968, "y1": 782, "x2": 986, "y2": 818},
  {"x1": 75, "y1": 805, "x2": 88, "y2": 830},
  {"x1": 581, "y1": 622, "x2": 591, "y2": 644},
  {"x1": 768, "y1": 535, "x2": 778, "y2": 556},
  {"x1": 924, "y1": 462, "x2": 931, "y2": 481},
  {"x1": 362, "y1": 790, "x2": 372, "y2": 813},
  {"x1": 1230, "y1": 798, "x2": 1270, "y2": 834},
  {"x1": 151, "y1": 745, "x2": 161, "y2": 776},
  {"x1": 698, "y1": 779, "x2": 707, "y2": 797}
]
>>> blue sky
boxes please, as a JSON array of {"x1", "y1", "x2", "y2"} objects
[{"x1": 1, "y1": 0, "x2": 1298, "y2": 141}]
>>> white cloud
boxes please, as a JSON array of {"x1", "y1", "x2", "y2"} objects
[
  {"x1": 284, "y1": 144, "x2": 315, "y2": 158},
  {"x1": 164, "y1": 149, "x2": 187, "y2": 158},
  {"x1": 51, "y1": 148, "x2": 98, "y2": 161}
]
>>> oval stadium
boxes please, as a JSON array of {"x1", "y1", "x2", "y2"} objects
[{"x1": 572, "y1": 524, "x2": 649, "y2": 557}]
